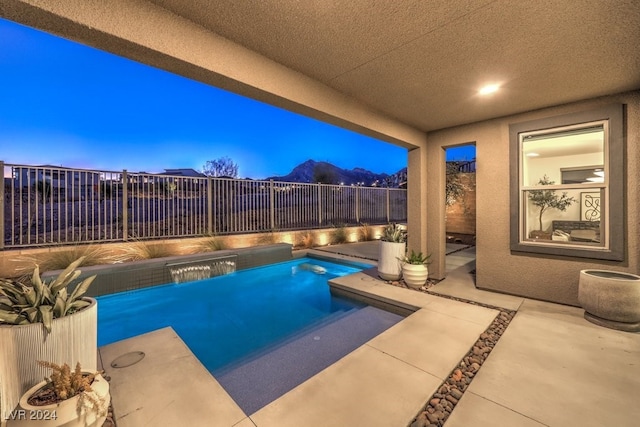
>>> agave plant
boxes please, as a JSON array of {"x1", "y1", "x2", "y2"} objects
[
  {"x1": 0, "y1": 257, "x2": 96, "y2": 333},
  {"x1": 380, "y1": 223, "x2": 407, "y2": 243},
  {"x1": 400, "y1": 250, "x2": 431, "y2": 265}
]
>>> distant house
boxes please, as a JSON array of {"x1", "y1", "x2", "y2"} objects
[
  {"x1": 161, "y1": 168, "x2": 206, "y2": 178},
  {"x1": 11, "y1": 165, "x2": 101, "y2": 189}
]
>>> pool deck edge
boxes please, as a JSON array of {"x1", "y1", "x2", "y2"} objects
[{"x1": 98, "y1": 327, "x2": 248, "y2": 427}]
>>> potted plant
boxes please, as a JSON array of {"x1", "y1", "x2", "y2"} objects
[
  {"x1": 12, "y1": 361, "x2": 110, "y2": 427},
  {"x1": 0, "y1": 258, "x2": 97, "y2": 424},
  {"x1": 378, "y1": 223, "x2": 407, "y2": 281},
  {"x1": 400, "y1": 250, "x2": 431, "y2": 289},
  {"x1": 528, "y1": 175, "x2": 575, "y2": 239}
]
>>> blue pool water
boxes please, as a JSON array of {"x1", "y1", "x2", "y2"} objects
[{"x1": 97, "y1": 256, "x2": 370, "y2": 373}]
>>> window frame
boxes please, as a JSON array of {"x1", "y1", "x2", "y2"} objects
[{"x1": 509, "y1": 104, "x2": 624, "y2": 261}]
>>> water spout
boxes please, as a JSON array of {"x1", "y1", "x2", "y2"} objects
[{"x1": 167, "y1": 257, "x2": 237, "y2": 284}]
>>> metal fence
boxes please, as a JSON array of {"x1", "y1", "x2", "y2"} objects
[{"x1": 1, "y1": 162, "x2": 407, "y2": 248}]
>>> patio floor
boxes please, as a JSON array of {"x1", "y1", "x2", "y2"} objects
[{"x1": 98, "y1": 241, "x2": 640, "y2": 427}]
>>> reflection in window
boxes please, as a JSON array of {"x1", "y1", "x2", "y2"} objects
[
  {"x1": 520, "y1": 123, "x2": 607, "y2": 248},
  {"x1": 561, "y1": 167, "x2": 604, "y2": 184}
]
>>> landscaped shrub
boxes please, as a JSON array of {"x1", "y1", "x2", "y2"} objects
[
  {"x1": 256, "y1": 231, "x2": 279, "y2": 245},
  {"x1": 296, "y1": 231, "x2": 316, "y2": 248},
  {"x1": 359, "y1": 223, "x2": 375, "y2": 241},
  {"x1": 194, "y1": 235, "x2": 227, "y2": 252},
  {"x1": 16, "y1": 245, "x2": 113, "y2": 278},
  {"x1": 331, "y1": 224, "x2": 348, "y2": 244},
  {"x1": 118, "y1": 240, "x2": 175, "y2": 261}
]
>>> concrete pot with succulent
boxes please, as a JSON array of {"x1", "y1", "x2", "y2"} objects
[
  {"x1": 400, "y1": 250, "x2": 431, "y2": 289},
  {"x1": 378, "y1": 223, "x2": 407, "y2": 281},
  {"x1": 9, "y1": 361, "x2": 110, "y2": 427},
  {"x1": 0, "y1": 258, "x2": 98, "y2": 424}
]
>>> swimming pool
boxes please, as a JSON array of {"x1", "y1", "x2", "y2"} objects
[
  {"x1": 98, "y1": 256, "x2": 371, "y2": 372},
  {"x1": 98, "y1": 255, "x2": 405, "y2": 413}
]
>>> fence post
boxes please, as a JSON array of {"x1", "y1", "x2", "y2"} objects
[
  {"x1": 122, "y1": 170, "x2": 128, "y2": 241},
  {"x1": 355, "y1": 185, "x2": 360, "y2": 224},
  {"x1": 317, "y1": 183, "x2": 322, "y2": 226},
  {"x1": 386, "y1": 187, "x2": 390, "y2": 223},
  {"x1": 0, "y1": 161, "x2": 4, "y2": 250},
  {"x1": 207, "y1": 176, "x2": 213, "y2": 235},
  {"x1": 269, "y1": 179, "x2": 275, "y2": 230}
]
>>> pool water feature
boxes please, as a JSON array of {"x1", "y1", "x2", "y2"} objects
[{"x1": 97, "y1": 256, "x2": 404, "y2": 413}]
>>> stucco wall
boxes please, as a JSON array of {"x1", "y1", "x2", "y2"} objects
[{"x1": 427, "y1": 91, "x2": 639, "y2": 306}]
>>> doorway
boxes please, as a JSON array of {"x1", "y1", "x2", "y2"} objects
[{"x1": 444, "y1": 145, "x2": 476, "y2": 271}]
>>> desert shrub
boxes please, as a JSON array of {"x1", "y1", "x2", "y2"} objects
[
  {"x1": 16, "y1": 245, "x2": 112, "y2": 277},
  {"x1": 256, "y1": 231, "x2": 279, "y2": 245},
  {"x1": 195, "y1": 235, "x2": 227, "y2": 252},
  {"x1": 296, "y1": 231, "x2": 316, "y2": 249},
  {"x1": 359, "y1": 223, "x2": 375, "y2": 241},
  {"x1": 331, "y1": 224, "x2": 348, "y2": 244},
  {"x1": 119, "y1": 240, "x2": 175, "y2": 261}
]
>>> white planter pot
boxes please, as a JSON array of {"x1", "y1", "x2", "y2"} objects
[
  {"x1": 377, "y1": 241, "x2": 406, "y2": 281},
  {"x1": 9, "y1": 372, "x2": 110, "y2": 427},
  {"x1": 1, "y1": 298, "x2": 97, "y2": 423},
  {"x1": 578, "y1": 270, "x2": 640, "y2": 332},
  {"x1": 402, "y1": 264, "x2": 429, "y2": 289}
]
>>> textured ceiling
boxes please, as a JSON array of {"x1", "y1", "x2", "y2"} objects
[{"x1": 150, "y1": 0, "x2": 640, "y2": 132}]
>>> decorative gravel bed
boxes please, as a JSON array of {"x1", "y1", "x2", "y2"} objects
[{"x1": 385, "y1": 278, "x2": 517, "y2": 427}]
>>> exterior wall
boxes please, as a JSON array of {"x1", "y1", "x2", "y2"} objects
[
  {"x1": 446, "y1": 173, "x2": 476, "y2": 235},
  {"x1": 427, "y1": 90, "x2": 640, "y2": 306}
]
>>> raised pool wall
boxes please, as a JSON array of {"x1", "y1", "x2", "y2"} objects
[
  {"x1": 0, "y1": 225, "x2": 383, "y2": 279},
  {"x1": 43, "y1": 243, "x2": 293, "y2": 297}
]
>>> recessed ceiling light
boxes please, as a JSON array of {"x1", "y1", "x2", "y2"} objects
[
  {"x1": 526, "y1": 152, "x2": 540, "y2": 157},
  {"x1": 479, "y1": 84, "x2": 500, "y2": 95}
]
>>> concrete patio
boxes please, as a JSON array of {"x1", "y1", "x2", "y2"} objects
[{"x1": 98, "y1": 242, "x2": 640, "y2": 426}]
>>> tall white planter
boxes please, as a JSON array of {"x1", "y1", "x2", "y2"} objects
[
  {"x1": 378, "y1": 241, "x2": 406, "y2": 281},
  {"x1": 0, "y1": 298, "x2": 97, "y2": 423}
]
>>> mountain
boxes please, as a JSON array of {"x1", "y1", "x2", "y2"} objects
[{"x1": 265, "y1": 159, "x2": 406, "y2": 187}]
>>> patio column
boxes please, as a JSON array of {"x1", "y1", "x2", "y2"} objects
[
  {"x1": 425, "y1": 145, "x2": 447, "y2": 280},
  {"x1": 407, "y1": 145, "x2": 428, "y2": 265}
]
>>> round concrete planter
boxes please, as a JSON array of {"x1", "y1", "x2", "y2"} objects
[
  {"x1": 578, "y1": 270, "x2": 640, "y2": 332},
  {"x1": 378, "y1": 241, "x2": 405, "y2": 281},
  {"x1": 402, "y1": 264, "x2": 429, "y2": 289},
  {"x1": 11, "y1": 372, "x2": 110, "y2": 427},
  {"x1": 0, "y1": 298, "x2": 98, "y2": 423}
]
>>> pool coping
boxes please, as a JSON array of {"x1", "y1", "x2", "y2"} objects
[{"x1": 98, "y1": 254, "x2": 499, "y2": 427}]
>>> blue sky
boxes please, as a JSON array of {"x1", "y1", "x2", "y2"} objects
[{"x1": 0, "y1": 18, "x2": 474, "y2": 179}]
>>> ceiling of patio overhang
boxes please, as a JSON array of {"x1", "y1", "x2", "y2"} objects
[{"x1": 146, "y1": 0, "x2": 640, "y2": 132}]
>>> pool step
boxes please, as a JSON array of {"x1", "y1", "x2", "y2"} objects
[
  {"x1": 214, "y1": 305, "x2": 360, "y2": 375},
  {"x1": 215, "y1": 305, "x2": 404, "y2": 415}
]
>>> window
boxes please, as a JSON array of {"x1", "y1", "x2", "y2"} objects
[{"x1": 509, "y1": 104, "x2": 624, "y2": 261}]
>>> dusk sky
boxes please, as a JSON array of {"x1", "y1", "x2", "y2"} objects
[{"x1": 0, "y1": 18, "x2": 474, "y2": 179}]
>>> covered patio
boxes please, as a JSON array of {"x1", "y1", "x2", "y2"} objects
[
  {"x1": 1, "y1": 0, "x2": 637, "y2": 305},
  {"x1": 1, "y1": 1, "x2": 639, "y2": 426}
]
